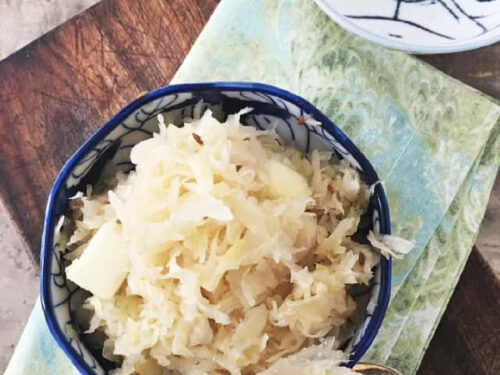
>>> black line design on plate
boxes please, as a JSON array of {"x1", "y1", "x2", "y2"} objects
[
  {"x1": 345, "y1": 15, "x2": 455, "y2": 40},
  {"x1": 436, "y1": 0, "x2": 459, "y2": 20},
  {"x1": 450, "y1": 0, "x2": 488, "y2": 32},
  {"x1": 394, "y1": 0, "x2": 403, "y2": 19},
  {"x1": 347, "y1": 0, "x2": 498, "y2": 42}
]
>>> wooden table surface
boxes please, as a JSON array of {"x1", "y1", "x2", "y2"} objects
[{"x1": 0, "y1": 0, "x2": 498, "y2": 374}]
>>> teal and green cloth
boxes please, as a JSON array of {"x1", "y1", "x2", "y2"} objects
[{"x1": 6, "y1": 1, "x2": 499, "y2": 374}]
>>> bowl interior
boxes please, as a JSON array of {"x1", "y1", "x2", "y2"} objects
[{"x1": 41, "y1": 83, "x2": 391, "y2": 375}]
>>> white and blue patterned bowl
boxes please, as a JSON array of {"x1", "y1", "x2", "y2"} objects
[{"x1": 40, "y1": 82, "x2": 391, "y2": 375}]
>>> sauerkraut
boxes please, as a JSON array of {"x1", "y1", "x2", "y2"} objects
[{"x1": 64, "y1": 109, "x2": 378, "y2": 375}]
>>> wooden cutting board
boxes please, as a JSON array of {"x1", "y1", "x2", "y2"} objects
[
  {"x1": 0, "y1": 0, "x2": 218, "y2": 263},
  {"x1": 0, "y1": 0, "x2": 498, "y2": 374}
]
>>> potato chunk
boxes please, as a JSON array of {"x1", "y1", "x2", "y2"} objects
[
  {"x1": 264, "y1": 159, "x2": 311, "y2": 199},
  {"x1": 66, "y1": 222, "x2": 129, "y2": 299}
]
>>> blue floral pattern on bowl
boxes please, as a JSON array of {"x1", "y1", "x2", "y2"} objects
[{"x1": 40, "y1": 82, "x2": 391, "y2": 375}]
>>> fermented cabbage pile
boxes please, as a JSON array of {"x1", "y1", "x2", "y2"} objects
[{"x1": 65, "y1": 109, "x2": 378, "y2": 375}]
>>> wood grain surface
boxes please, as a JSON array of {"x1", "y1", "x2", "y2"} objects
[
  {"x1": 0, "y1": 0, "x2": 218, "y2": 263},
  {"x1": 420, "y1": 45, "x2": 500, "y2": 99},
  {"x1": 417, "y1": 247, "x2": 500, "y2": 375},
  {"x1": 0, "y1": 0, "x2": 498, "y2": 374}
]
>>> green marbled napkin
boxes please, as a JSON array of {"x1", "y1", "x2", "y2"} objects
[
  {"x1": 5, "y1": 1, "x2": 499, "y2": 374},
  {"x1": 170, "y1": 1, "x2": 499, "y2": 373}
]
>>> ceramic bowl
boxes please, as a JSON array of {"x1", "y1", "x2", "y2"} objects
[
  {"x1": 315, "y1": 0, "x2": 500, "y2": 54},
  {"x1": 40, "y1": 82, "x2": 392, "y2": 375}
]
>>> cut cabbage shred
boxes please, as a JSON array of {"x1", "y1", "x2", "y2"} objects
[
  {"x1": 257, "y1": 338, "x2": 359, "y2": 375},
  {"x1": 64, "y1": 109, "x2": 380, "y2": 375},
  {"x1": 367, "y1": 231, "x2": 414, "y2": 259}
]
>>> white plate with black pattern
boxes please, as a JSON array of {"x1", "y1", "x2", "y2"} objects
[{"x1": 315, "y1": 0, "x2": 500, "y2": 54}]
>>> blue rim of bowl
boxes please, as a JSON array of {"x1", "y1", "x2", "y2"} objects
[
  {"x1": 40, "y1": 81, "x2": 392, "y2": 375},
  {"x1": 314, "y1": 0, "x2": 500, "y2": 54}
]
